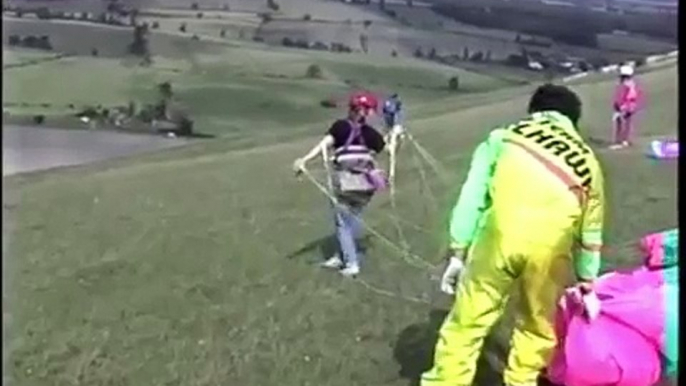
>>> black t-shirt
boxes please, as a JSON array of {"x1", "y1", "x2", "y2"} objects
[{"x1": 327, "y1": 119, "x2": 385, "y2": 153}]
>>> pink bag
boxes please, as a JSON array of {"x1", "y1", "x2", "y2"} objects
[{"x1": 365, "y1": 168, "x2": 389, "y2": 192}]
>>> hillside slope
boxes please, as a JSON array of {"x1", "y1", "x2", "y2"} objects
[{"x1": 3, "y1": 64, "x2": 677, "y2": 386}]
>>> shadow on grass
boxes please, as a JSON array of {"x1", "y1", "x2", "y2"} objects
[
  {"x1": 588, "y1": 136, "x2": 613, "y2": 147},
  {"x1": 284, "y1": 235, "x2": 374, "y2": 262},
  {"x1": 393, "y1": 309, "x2": 514, "y2": 386}
]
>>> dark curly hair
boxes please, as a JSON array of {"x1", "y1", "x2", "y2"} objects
[{"x1": 528, "y1": 84, "x2": 582, "y2": 126}]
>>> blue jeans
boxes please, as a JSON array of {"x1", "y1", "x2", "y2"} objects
[{"x1": 333, "y1": 203, "x2": 365, "y2": 268}]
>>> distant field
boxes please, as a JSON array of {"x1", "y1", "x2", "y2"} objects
[
  {"x1": 3, "y1": 18, "x2": 220, "y2": 59},
  {"x1": 3, "y1": 30, "x2": 512, "y2": 138},
  {"x1": 137, "y1": 9, "x2": 262, "y2": 41}
]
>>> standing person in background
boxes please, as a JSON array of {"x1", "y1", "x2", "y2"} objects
[
  {"x1": 382, "y1": 93, "x2": 405, "y2": 184},
  {"x1": 422, "y1": 84, "x2": 606, "y2": 386},
  {"x1": 293, "y1": 92, "x2": 386, "y2": 277},
  {"x1": 610, "y1": 64, "x2": 641, "y2": 149}
]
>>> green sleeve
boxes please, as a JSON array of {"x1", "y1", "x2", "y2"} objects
[
  {"x1": 448, "y1": 130, "x2": 504, "y2": 250},
  {"x1": 574, "y1": 163, "x2": 605, "y2": 281}
]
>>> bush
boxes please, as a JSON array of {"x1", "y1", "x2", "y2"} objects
[
  {"x1": 448, "y1": 76, "x2": 459, "y2": 91},
  {"x1": 306, "y1": 64, "x2": 323, "y2": 79},
  {"x1": 8, "y1": 35, "x2": 20, "y2": 46},
  {"x1": 303, "y1": 14, "x2": 311, "y2": 21},
  {"x1": 578, "y1": 61, "x2": 591, "y2": 72},
  {"x1": 470, "y1": 51, "x2": 483, "y2": 62},
  {"x1": 413, "y1": 48, "x2": 423, "y2": 58},
  {"x1": 197, "y1": 12, "x2": 203, "y2": 19},
  {"x1": 128, "y1": 101, "x2": 137, "y2": 116},
  {"x1": 137, "y1": 105, "x2": 156, "y2": 123},
  {"x1": 223, "y1": 4, "x2": 230, "y2": 11},
  {"x1": 294, "y1": 39, "x2": 309, "y2": 49},
  {"x1": 178, "y1": 117, "x2": 194, "y2": 136},
  {"x1": 507, "y1": 54, "x2": 528, "y2": 67},
  {"x1": 78, "y1": 106, "x2": 100, "y2": 119},
  {"x1": 191, "y1": 2, "x2": 199, "y2": 10},
  {"x1": 391, "y1": 49, "x2": 398, "y2": 57},
  {"x1": 152, "y1": 21, "x2": 160, "y2": 29},
  {"x1": 179, "y1": 23, "x2": 187, "y2": 33},
  {"x1": 320, "y1": 99, "x2": 337, "y2": 108},
  {"x1": 281, "y1": 37, "x2": 293, "y2": 47},
  {"x1": 220, "y1": 29, "x2": 227, "y2": 38},
  {"x1": 35, "y1": 7, "x2": 51, "y2": 20},
  {"x1": 267, "y1": 0, "x2": 280, "y2": 11},
  {"x1": 33, "y1": 115, "x2": 45, "y2": 125},
  {"x1": 91, "y1": 48, "x2": 99, "y2": 56},
  {"x1": 129, "y1": 24, "x2": 150, "y2": 56}
]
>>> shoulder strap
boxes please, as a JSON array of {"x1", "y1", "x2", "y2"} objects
[{"x1": 343, "y1": 119, "x2": 367, "y2": 148}]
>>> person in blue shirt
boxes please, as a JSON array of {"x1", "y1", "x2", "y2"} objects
[
  {"x1": 382, "y1": 94, "x2": 404, "y2": 137},
  {"x1": 382, "y1": 94, "x2": 405, "y2": 184}
]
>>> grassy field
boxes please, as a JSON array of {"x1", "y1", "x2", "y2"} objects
[
  {"x1": 3, "y1": 52, "x2": 677, "y2": 386},
  {"x1": 3, "y1": 22, "x2": 514, "y2": 138}
]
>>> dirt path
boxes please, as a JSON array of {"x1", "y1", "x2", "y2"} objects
[{"x1": 2, "y1": 125, "x2": 189, "y2": 176}]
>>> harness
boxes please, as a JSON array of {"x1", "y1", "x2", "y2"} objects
[
  {"x1": 331, "y1": 120, "x2": 387, "y2": 195},
  {"x1": 333, "y1": 120, "x2": 374, "y2": 171}
]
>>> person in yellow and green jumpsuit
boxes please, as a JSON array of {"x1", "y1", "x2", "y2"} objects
[{"x1": 422, "y1": 84, "x2": 606, "y2": 386}]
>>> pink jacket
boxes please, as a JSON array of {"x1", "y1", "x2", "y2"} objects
[{"x1": 613, "y1": 80, "x2": 641, "y2": 114}]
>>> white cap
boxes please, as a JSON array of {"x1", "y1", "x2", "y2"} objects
[{"x1": 619, "y1": 64, "x2": 634, "y2": 77}]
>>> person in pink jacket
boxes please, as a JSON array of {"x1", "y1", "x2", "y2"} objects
[{"x1": 610, "y1": 64, "x2": 641, "y2": 149}]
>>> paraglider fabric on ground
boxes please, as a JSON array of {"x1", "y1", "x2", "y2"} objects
[
  {"x1": 649, "y1": 140, "x2": 679, "y2": 159},
  {"x1": 547, "y1": 229, "x2": 679, "y2": 386}
]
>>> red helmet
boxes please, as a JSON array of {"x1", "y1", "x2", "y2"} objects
[{"x1": 349, "y1": 91, "x2": 378, "y2": 113}]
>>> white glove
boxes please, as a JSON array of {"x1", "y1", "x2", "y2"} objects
[
  {"x1": 568, "y1": 285, "x2": 601, "y2": 321},
  {"x1": 293, "y1": 158, "x2": 306, "y2": 174},
  {"x1": 440, "y1": 256, "x2": 465, "y2": 295},
  {"x1": 581, "y1": 291, "x2": 601, "y2": 321}
]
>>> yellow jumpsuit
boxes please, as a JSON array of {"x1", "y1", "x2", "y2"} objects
[{"x1": 422, "y1": 111, "x2": 606, "y2": 386}]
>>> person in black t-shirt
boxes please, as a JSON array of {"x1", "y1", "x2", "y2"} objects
[{"x1": 293, "y1": 92, "x2": 386, "y2": 277}]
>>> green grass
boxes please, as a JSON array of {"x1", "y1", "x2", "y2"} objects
[
  {"x1": 3, "y1": 36, "x2": 512, "y2": 138},
  {"x1": 3, "y1": 60, "x2": 677, "y2": 386}
]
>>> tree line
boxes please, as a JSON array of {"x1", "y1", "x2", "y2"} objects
[{"x1": 432, "y1": 3, "x2": 677, "y2": 48}]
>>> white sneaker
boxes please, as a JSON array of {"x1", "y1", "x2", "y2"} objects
[
  {"x1": 339, "y1": 265, "x2": 360, "y2": 277},
  {"x1": 608, "y1": 144, "x2": 623, "y2": 150},
  {"x1": 621, "y1": 141, "x2": 630, "y2": 147},
  {"x1": 321, "y1": 256, "x2": 344, "y2": 269}
]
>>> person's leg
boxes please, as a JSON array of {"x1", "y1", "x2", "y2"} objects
[
  {"x1": 322, "y1": 203, "x2": 346, "y2": 268},
  {"x1": 504, "y1": 250, "x2": 572, "y2": 386},
  {"x1": 421, "y1": 226, "x2": 522, "y2": 386},
  {"x1": 612, "y1": 116, "x2": 623, "y2": 145},
  {"x1": 335, "y1": 204, "x2": 362, "y2": 271},
  {"x1": 622, "y1": 114, "x2": 634, "y2": 146}
]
